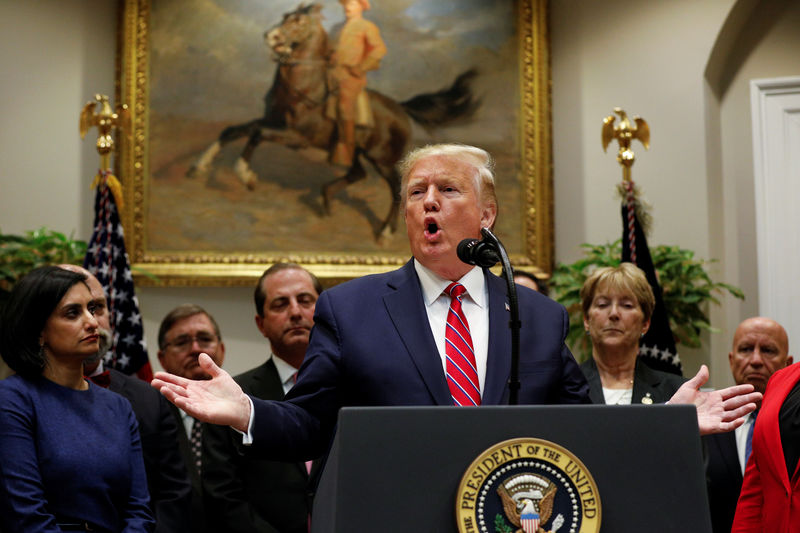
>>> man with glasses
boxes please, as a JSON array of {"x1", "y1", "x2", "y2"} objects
[{"x1": 157, "y1": 304, "x2": 225, "y2": 533}]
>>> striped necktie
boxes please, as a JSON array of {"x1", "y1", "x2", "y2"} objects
[
  {"x1": 444, "y1": 282, "x2": 481, "y2": 406},
  {"x1": 744, "y1": 409, "x2": 758, "y2": 465}
]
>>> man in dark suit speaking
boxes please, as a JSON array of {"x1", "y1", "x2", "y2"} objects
[{"x1": 153, "y1": 143, "x2": 761, "y2": 461}]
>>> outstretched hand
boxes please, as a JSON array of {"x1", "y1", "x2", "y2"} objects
[
  {"x1": 151, "y1": 353, "x2": 251, "y2": 432},
  {"x1": 669, "y1": 364, "x2": 762, "y2": 436}
]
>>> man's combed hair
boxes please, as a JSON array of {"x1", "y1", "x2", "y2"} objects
[
  {"x1": 157, "y1": 304, "x2": 222, "y2": 349},
  {"x1": 397, "y1": 143, "x2": 498, "y2": 217},
  {"x1": 0, "y1": 266, "x2": 87, "y2": 378},
  {"x1": 254, "y1": 263, "x2": 323, "y2": 317}
]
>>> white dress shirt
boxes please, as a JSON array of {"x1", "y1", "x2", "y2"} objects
[
  {"x1": 269, "y1": 352, "x2": 300, "y2": 396},
  {"x1": 414, "y1": 259, "x2": 489, "y2": 397}
]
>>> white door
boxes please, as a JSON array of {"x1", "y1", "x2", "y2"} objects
[{"x1": 751, "y1": 76, "x2": 800, "y2": 344}]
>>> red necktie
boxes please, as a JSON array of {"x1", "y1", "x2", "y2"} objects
[
  {"x1": 87, "y1": 370, "x2": 111, "y2": 388},
  {"x1": 444, "y1": 283, "x2": 480, "y2": 406}
]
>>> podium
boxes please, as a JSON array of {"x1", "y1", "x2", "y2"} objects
[{"x1": 312, "y1": 405, "x2": 712, "y2": 533}]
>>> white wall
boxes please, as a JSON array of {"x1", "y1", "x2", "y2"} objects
[
  {"x1": 3, "y1": 0, "x2": 799, "y2": 384},
  {"x1": 551, "y1": 0, "x2": 735, "y2": 381},
  {"x1": 712, "y1": 0, "x2": 800, "y2": 384}
]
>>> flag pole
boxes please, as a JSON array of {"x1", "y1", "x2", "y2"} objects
[
  {"x1": 600, "y1": 108, "x2": 682, "y2": 375},
  {"x1": 79, "y1": 95, "x2": 152, "y2": 380}
]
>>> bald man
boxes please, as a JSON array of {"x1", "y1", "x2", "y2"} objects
[
  {"x1": 60, "y1": 265, "x2": 192, "y2": 533},
  {"x1": 705, "y1": 317, "x2": 793, "y2": 533}
]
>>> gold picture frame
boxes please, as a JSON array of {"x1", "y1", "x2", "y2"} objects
[{"x1": 118, "y1": 0, "x2": 553, "y2": 286}]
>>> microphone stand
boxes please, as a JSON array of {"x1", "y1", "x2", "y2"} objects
[{"x1": 479, "y1": 228, "x2": 521, "y2": 405}]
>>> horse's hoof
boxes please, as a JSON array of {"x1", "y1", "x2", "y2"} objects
[
  {"x1": 186, "y1": 166, "x2": 197, "y2": 178},
  {"x1": 246, "y1": 180, "x2": 256, "y2": 191}
]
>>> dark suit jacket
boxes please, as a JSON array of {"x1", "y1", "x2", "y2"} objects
[
  {"x1": 108, "y1": 368, "x2": 191, "y2": 533},
  {"x1": 704, "y1": 430, "x2": 742, "y2": 533},
  {"x1": 580, "y1": 357, "x2": 686, "y2": 405},
  {"x1": 202, "y1": 360, "x2": 311, "y2": 533},
  {"x1": 168, "y1": 404, "x2": 207, "y2": 533},
  {"x1": 733, "y1": 363, "x2": 800, "y2": 532},
  {"x1": 246, "y1": 260, "x2": 590, "y2": 461}
]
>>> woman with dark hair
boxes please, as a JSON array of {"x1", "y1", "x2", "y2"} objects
[{"x1": 0, "y1": 266, "x2": 154, "y2": 532}]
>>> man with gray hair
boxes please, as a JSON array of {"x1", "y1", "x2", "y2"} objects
[
  {"x1": 157, "y1": 303, "x2": 226, "y2": 533},
  {"x1": 153, "y1": 143, "x2": 761, "y2": 464}
]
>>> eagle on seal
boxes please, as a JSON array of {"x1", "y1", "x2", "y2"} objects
[{"x1": 497, "y1": 477, "x2": 557, "y2": 533}]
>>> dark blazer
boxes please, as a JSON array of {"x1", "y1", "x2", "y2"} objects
[
  {"x1": 168, "y1": 404, "x2": 207, "y2": 533},
  {"x1": 733, "y1": 363, "x2": 800, "y2": 532},
  {"x1": 704, "y1": 430, "x2": 742, "y2": 533},
  {"x1": 108, "y1": 368, "x2": 192, "y2": 533},
  {"x1": 202, "y1": 360, "x2": 312, "y2": 533},
  {"x1": 246, "y1": 260, "x2": 590, "y2": 461},
  {"x1": 580, "y1": 357, "x2": 686, "y2": 405}
]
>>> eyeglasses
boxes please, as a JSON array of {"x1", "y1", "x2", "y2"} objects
[{"x1": 163, "y1": 333, "x2": 218, "y2": 351}]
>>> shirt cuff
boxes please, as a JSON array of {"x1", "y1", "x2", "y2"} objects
[{"x1": 233, "y1": 395, "x2": 256, "y2": 446}]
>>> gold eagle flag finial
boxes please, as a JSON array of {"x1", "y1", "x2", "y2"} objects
[
  {"x1": 601, "y1": 107, "x2": 649, "y2": 183},
  {"x1": 79, "y1": 94, "x2": 129, "y2": 210}
]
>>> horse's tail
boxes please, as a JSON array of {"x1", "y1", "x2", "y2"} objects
[{"x1": 400, "y1": 68, "x2": 480, "y2": 129}]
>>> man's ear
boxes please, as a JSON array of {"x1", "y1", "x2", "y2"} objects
[{"x1": 480, "y1": 202, "x2": 497, "y2": 231}]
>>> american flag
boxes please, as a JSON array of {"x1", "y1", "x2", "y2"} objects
[
  {"x1": 621, "y1": 186, "x2": 682, "y2": 376},
  {"x1": 84, "y1": 171, "x2": 153, "y2": 381}
]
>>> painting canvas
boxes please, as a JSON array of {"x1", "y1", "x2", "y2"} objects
[{"x1": 119, "y1": 0, "x2": 552, "y2": 285}]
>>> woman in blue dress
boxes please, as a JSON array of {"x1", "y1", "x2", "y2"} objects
[{"x1": 0, "y1": 266, "x2": 154, "y2": 532}]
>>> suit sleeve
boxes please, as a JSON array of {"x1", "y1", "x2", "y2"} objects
[
  {"x1": 554, "y1": 305, "x2": 592, "y2": 404},
  {"x1": 731, "y1": 445, "x2": 763, "y2": 532},
  {"x1": 202, "y1": 414, "x2": 284, "y2": 533},
  {"x1": 150, "y1": 393, "x2": 192, "y2": 533}
]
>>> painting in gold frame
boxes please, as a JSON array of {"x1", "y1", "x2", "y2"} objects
[{"x1": 118, "y1": 0, "x2": 553, "y2": 286}]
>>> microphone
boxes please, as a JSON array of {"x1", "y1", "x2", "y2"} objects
[{"x1": 457, "y1": 237, "x2": 500, "y2": 268}]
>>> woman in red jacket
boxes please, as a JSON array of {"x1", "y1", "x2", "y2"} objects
[{"x1": 733, "y1": 361, "x2": 800, "y2": 532}]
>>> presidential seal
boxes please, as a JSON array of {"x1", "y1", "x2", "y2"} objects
[{"x1": 455, "y1": 438, "x2": 601, "y2": 533}]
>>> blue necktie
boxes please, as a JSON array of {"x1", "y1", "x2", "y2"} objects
[{"x1": 744, "y1": 410, "x2": 758, "y2": 465}]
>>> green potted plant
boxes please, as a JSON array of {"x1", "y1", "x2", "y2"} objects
[
  {"x1": 549, "y1": 239, "x2": 744, "y2": 362},
  {"x1": 0, "y1": 227, "x2": 87, "y2": 304}
]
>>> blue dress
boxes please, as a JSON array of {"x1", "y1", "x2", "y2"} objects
[{"x1": 0, "y1": 374, "x2": 154, "y2": 532}]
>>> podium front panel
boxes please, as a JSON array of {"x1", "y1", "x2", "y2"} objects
[{"x1": 313, "y1": 405, "x2": 711, "y2": 533}]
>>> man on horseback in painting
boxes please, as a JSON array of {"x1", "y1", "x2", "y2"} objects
[{"x1": 327, "y1": 0, "x2": 386, "y2": 168}]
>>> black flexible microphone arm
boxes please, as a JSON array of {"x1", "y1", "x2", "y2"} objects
[{"x1": 478, "y1": 228, "x2": 521, "y2": 405}]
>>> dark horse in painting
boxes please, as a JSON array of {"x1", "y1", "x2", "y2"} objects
[{"x1": 186, "y1": 3, "x2": 479, "y2": 242}]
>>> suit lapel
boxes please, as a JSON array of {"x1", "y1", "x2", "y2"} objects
[
  {"x1": 631, "y1": 360, "x2": 659, "y2": 404},
  {"x1": 483, "y1": 272, "x2": 511, "y2": 405},
  {"x1": 252, "y1": 359, "x2": 312, "y2": 478},
  {"x1": 719, "y1": 432, "x2": 744, "y2": 483},
  {"x1": 383, "y1": 261, "x2": 452, "y2": 405},
  {"x1": 249, "y1": 359, "x2": 285, "y2": 400},
  {"x1": 581, "y1": 359, "x2": 606, "y2": 404}
]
